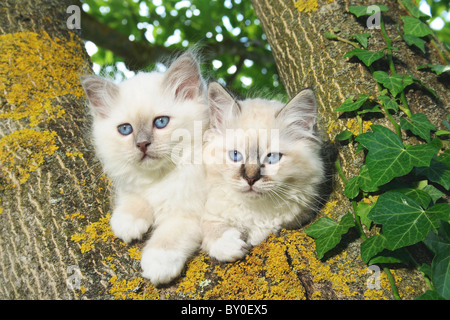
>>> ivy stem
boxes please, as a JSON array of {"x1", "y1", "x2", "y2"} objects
[
  {"x1": 383, "y1": 267, "x2": 401, "y2": 300},
  {"x1": 379, "y1": 15, "x2": 412, "y2": 118},
  {"x1": 334, "y1": 157, "x2": 348, "y2": 184},
  {"x1": 380, "y1": 103, "x2": 402, "y2": 139},
  {"x1": 336, "y1": 36, "x2": 359, "y2": 48},
  {"x1": 351, "y1": 200, "x2": 367, "y2": 241},
  {"x1": 335, "y1": 158, "x2": 368, "y2": 240}
]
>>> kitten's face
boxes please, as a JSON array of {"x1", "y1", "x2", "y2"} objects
[
  {"x1": 205, "y1": 83, "x2": 323, "y2": 200},
  {"x1": 81, "y1": 53, "x2": 207, "y2": 177}
]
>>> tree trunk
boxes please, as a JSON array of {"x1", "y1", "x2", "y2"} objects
[
  {"x1": 1, "y1": 0, "x2": 442, "y2": 300},
  {"x1": 250, "y1": 0, "x2": 449, "y2": 299}
]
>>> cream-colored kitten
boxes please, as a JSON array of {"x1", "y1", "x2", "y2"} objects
[
  {"x1": 202, "y1": 82, "x2": 324, "y2": 262},
  {"x1": 81, "y1": 52, "x2": 208, "y2": 285}
]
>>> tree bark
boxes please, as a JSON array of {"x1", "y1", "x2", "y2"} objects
[{"x1": 0, "y1": 0, "x2": 441, "y2": 300}]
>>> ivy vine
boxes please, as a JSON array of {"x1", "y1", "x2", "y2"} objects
[{"x1": 306, "y1": 1, "x2": 450, "y2": 300}]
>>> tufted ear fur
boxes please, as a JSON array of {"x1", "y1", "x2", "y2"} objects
[
  {"x1": 275, "y1": 88, "x2": 317, "y2": 138},
  {"x1": 163, "y1": 52, "x2": 204, "y2": 101},
  {"x1": 80, "y1": 75, "x2": 119, "y2": 118},
  {"x1": 208, "y1": 82, "x2": 241, "y2": 131}
]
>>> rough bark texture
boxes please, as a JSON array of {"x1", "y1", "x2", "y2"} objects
[{"x1": 1, "y1": 0, "x2": 444, "y2": 300}]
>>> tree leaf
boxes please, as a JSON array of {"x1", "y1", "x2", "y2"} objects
[
  {"x1": 378, "y1": 94, "x2": 399, "y2": 112},
  {"x1": 352, "y1": 33, "x2": 371, "y2": 49},
  {"x1": 344, "y1": 48, "x2": 384, "y2": 67},
  {"x1": 368, "y1": 192, "x2": 450, "y2": 251},
  {"x1": 358, "y1": 164, "x2": 379, "y2": 192},
  {"x1": 336, "y1": 130, "x2": 353, "y2": 141},
  {"x1": 403, "y1": 34, "x2": 426, "y2": 54},
  {"x1": 354, "y1": 202, "x2": 373, "y2": 228},
  {"x1": 423, "y1": 220, "x2": 450, "y2": 300},
  {"x1": 344, "y1": 176, "x2": 360, "y2": 198},
  {"x1": 334, "y1": 94, "x2": 368, "y2": 112},
  {"x1": 417, "y1": 64, "x2": 450, "y2": 75},
  {"x1": 356, "y1": 125, "x2": 437, "y2": 187},
  {"x1": 400, "y1": 113, "x2": 437, "y2": 142},
  {"x1": 348, "y1": 5, "x2": 388, "y2": 18},
  {"x1": 400, "y1": 0, "x2": 430, "y2": 20},
  {"x1": 402, "y1": 16, "x2": 433, "y2": 37},
  {"x1": 305, "y1": 213, "x2": 355, "y2": 259},
  {"x1": 361, "y1": 234, "x2": 388, "y2": 264},
  {"x1": 415, "y1": 290, "x2": 446, "y2": 300},
  {"x1": 373, "y1": 71, "x2": 414, "y2": 97},
  {"x1": 416, "y1": 151, "x2": 450, "y2": 190}
]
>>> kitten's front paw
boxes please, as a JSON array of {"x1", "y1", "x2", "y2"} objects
[
  {"x1": 208, "y1": 229, "x2": 249, "y2": 262},
  {"x1": 141, "y1": 248, "x2": 186, "y2": 285},
  {"x1": 110, "y1": 212, "x2": 151, "y2": 244}
]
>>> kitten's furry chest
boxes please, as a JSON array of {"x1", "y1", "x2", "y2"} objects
[
  {"x1": 205, "y1": 185, "x2": 301, "y2": 230},
  {"x1": 118, "y1": 164, "x2": 206, "y2": 220}
]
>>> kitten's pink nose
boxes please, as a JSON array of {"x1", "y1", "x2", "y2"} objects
[
  {"x1": 136, "y1": 141, "x2": 151, "y2": 153},
  {"x1": 245, "y1": 176, "x2": 258, "y2": 186}
]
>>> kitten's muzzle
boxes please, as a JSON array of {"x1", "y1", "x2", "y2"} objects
[{"x1": 136, "y1": 141, "x2": 151, "y2": 154}]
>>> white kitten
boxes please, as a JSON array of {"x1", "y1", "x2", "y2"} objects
[
  {"x1": 202, "y1": 82, "x2": 324, "y2": 262},
  {"x1": 81, "y1": 52, "x2": 209, "y2": 285}
]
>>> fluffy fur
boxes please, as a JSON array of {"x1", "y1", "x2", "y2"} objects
[
  {"x1": 202, "y1": 82, "x2": 324, "y2": 262},
  {"x1": 81, "y1": 52, "x2": 209, "y2": 285}
]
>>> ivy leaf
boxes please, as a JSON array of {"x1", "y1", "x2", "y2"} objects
[
  {"x1": 368, "y1": 192, "x2": 450, "y2": 251},
  {"x1": 400, "y1": 0, "x2": 430, "y2": 20},
  {"x1": 373, "y1": 71, "x2": 414, "y2": 97},
  {"x1": 336, "y1": 130, "x2": 353, "y2": 141},
  {"x1": 344, "y1": 48, "x2": 384, "y2": 67},
  {"x1": 417, "y1": 64, "x2": 450, "y2": 75},
  {"x1": 393, "y1": 188, "x2": 431, "y2": 208},
  {"x1": 416, "y1": 150, "x2": 450, "y2": 190},
  {"x1": 356, "y1": 125, "x2": 437, "y2": 187},
  {"x1": 352, "y1": 33, "x2": 371, "y2": 48},
  {"x1": 334, "y1": 94, "x2": 368, "y2": 112},
  {"x1": 400, "y1": 113, "x2": 437, "y2": 142},
  {"x1": 358, "y1": 164, "x2": 379, "y2": 192},
  {"x1": 354, "y1": 202, "x2": 373, "y2": 228},
  {"x1": 305, "y1": 213, "x2": 355, "y2": 259},
  {"x1": 422, "y1": 184, "x2": 445, "y2": 204},
  {"x1": 344, "y1": 176, "x2": 360, "y2": 198},
  {"x1": 348, "y1": 5, "x2": 388, "y2": 18},
  {"x1": 378, "y1": 94, "x2": 399, "y2": 112},
  {"x1": 403, "y1": 34, "x2": 426, "y2": 53},
  {"x1": 423, "y1": 220, "x2": 450, "y2": 300},
  {"x1": 415, "y1": 290, "x2": 446, "y2": 300},
  {"x1": 402, "y1": 16, "x2": 433, "y2": 37},
  {"x1": 361, "y1": 234, "x2": 388, "y2": 264}
]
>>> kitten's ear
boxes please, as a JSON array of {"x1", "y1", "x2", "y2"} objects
[
  {"x1": 163, "y1": 52, "x2": 204, "y2": 101},
  {"x1": 208, "y1": 82, "x2": 241, "y2": 130},
  {"x1": 276, "y1": 88, "x2": 317, "y2": 135},
  {"x1": 80, "y1": 75, "x2": 119, "y2": 118}
]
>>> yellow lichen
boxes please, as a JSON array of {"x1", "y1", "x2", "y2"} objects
[
  {"x1": 177, "y1": 254, "x2": 210, "y2": 298},
  {"x1": 128, "y1": 247, "x2": 142, "y2": 260},
  {"x1": 65, "y1": 212, "x2": 86, "y2": 220},
  {"x1": 109, "y1": 276, "x2": 159, "y2": 300},
  {"x1": 70, "y1": 213, "x2": 118, "y2": 253},
  {"x1": 0, "y1": 129, "x2": 58, "y2": 187},
  {"x1": 0, "y1": 31, "x2": 85, "y2": 126},
  {"x1": 294, "y1": 0, "x2": 319, "y2": 13},
  {"x1": 346, "y1": 118, "x2": 373, "y2": 136}
]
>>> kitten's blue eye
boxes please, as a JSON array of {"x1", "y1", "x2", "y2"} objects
[
  {"x1": 229, "y1": 150, "x2": 243, "y2": 162},
  {"x1": 265, "y1": 153, "x2": 282, "y2": 164},
  {"x1": 118, "y1": 123, "x2": 133, "y2": 135},
  {"x1": 154, "y1": 116, "x2": 170, "y2": 129}
]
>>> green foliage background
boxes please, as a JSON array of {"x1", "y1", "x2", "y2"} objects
[{"x1": 80, "y1": 0, "x2": 284, "y2": 98}]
